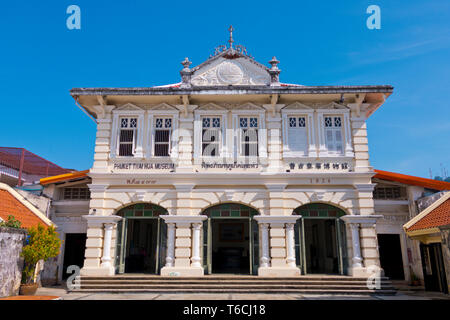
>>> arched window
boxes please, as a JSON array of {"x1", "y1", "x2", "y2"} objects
[
  {"x1": 293, "y1": 203, "x2": 345, "y2": 218},
  {"x1": 203, "y1": 203, "x2": 259, "y2": 217},
  {"x1": 117, "y1": 203, "x2": 167, "y2": 217}
]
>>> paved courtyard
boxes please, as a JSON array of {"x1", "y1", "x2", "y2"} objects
[{"x1": 34, "y1": 285, "x2": 450, "y2": 300}]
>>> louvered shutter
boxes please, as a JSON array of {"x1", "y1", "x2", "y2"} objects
[{"x1": 334, "y1": 130, "x2": 343, "y2": 154}]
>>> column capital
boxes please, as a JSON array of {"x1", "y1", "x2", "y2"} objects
[
  {"x1": 341, "y1": 215, "x2": 382, "y2": 226},
  {"x1": 192, "y1": 222, "x2": 202, "y2": 230},
  {"x1": 286, "y1": 222, "x2": 295, "y2": 230},
  {"x1": 354, "y1": 183, "x2": 376, "y2": 192},
  {"x1": 82, "y1": 215, "x2": 122, "y2": 227}
]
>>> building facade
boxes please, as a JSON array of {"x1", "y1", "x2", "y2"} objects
[{"x1": 68, "y1": 32, "x2": 400, "y2": 278}]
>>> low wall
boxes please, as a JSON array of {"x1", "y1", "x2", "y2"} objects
[{"x1": 0, "y1": 227, "x2": 27, "y2": 297}]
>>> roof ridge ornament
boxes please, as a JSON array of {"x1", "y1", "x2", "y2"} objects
[
  {"x1": 268, "y1": 56, "x2": 281, "y2": 86},
  {"x1": 180, "y1": 57, "x2": 192, "y2": 88},
  {"x1": 210, "y1": 26, "x2": 254, "y2": 59}
]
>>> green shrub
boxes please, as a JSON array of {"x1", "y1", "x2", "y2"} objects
[
  {"x1": 21, "y1": 224, "x2": 61, "y2": 284},
  {"x1": 0, "y1": 215, "x2": 22, "y2": 229}
]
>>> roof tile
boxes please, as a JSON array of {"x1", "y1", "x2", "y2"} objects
[{"x1": 407, "y1": 198, "x2": 450, "y2": 231}]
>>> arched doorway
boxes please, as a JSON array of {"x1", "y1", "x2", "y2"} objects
[
  {"x1": 293, "y1": 203, "x2": 347, "y2": 275},
  {"x1": 202, "y1": 203, "x2": 259, "y2": 275},
  {"x1": 115, "y1": 203, "x2": 167, "y2": 274}
]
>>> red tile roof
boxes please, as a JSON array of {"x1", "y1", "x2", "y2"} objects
[
  {"x1": 374, "y1": 169, "x2": 450, "y2": 191},
  {"x1": 406, "y1": 199, "x2": 450, "y2": 232},
  {"x1": 0, "y1": 185, "x2": 52, "y2": 229},
  {"x1": 406, "y1": 196, "x2": 450, "y2": 232}
]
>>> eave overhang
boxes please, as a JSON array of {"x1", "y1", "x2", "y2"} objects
[{"x1": 70, "y1": 85, "x2": 393, "y2": 96}]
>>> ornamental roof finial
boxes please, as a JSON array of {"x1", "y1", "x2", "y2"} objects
[{"x1": 228, "y1": 25, "x2": 234, "y2": 49}]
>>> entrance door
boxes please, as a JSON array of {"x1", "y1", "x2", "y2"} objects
[
  {"x1": 202, "y1": 203, "x2": 259, "y2": 275},
  {"x1": 123, "y1": 219, "x2": 159, "y2": 273},
  {"x1": 420, "y1": 243, "x2": 448, "y2": 293},
  {"x1": 304, "y1": 219, "x2": 339, "y2": 274},
  {"x1": 294, "y1": 203, "x2": 347, "y2": 275},
  {"x1": 115, "y1": 203, "x2": 168, "y2": 274},
  {"x1": 378, "y1": 234, "x2": 405, "y2": 280},
  {"x1": 62, "y1": 233, "x2": 87, "y2": 279},
  {"x1": 211, "y1": 219, "x2": 249, "y2": 274}
]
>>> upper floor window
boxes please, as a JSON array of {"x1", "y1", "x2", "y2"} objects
[
  {"x1": 239, "y1": 116, "x2": 259, "y2": 157},
  {"x1": 373, "y1": 186, "x2": 404, "y2": 200},
  {"x1": 324, "y1": 116, "x2": 343, "y2": 155},
  {"x1": 62, "y1": 187, "x2": 90, "y2": 200},
  {"x1": 154, "y1": 117, "x2": 172, "y2": 157},
  {"x1": 287, "y1": 116, "x2": 308, "y2": 155},
  {"x1": 202, "y1": 117, "x2": 221, "y2": 157},
  {"x1": 118, "y1": 117, "x2": 137, "y2": 156}
]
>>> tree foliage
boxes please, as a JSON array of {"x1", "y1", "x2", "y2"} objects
[{"x1": 21, "y1": 224, "x2": 61, "y2": 284}]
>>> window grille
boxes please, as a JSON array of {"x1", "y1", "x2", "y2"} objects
[
  {"x1": 239, "y1": 116, "x2": 258, "y2": 157},
  {"x1": 154, "y1": 117, "x2": 172, "y2": 157},
  {"x1": 373, "y1": 186, "x2": 403, "y2": 199},
  {"x1": 202, "y1": 117, "x2": 221, "y2": 157},
  {"x1": 324, "y1": 116, "x2": 343, "y2": 154},
  {"x1": 118, "y1": 117, "x2": 137, "y2": 156},
  {"x1": 62, "y1": 187, "x2": 90, "y2": 200}
]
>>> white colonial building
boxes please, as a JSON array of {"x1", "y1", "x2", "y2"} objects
[{"x1": 66, "y1": 30, "x2": 399, "y2": 279}]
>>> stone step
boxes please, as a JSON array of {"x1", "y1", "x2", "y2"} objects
[
  {"x1": 77, "y1": 276, "x2": 390, "y2": 281},
  {"x1": 75, "y1": 279, "x2": 393, "y2": 285},
  {"x1": 77, "y1": 284, "x2": 395, "y2": 290},
  {"x1": 70, "y1": 288, "x2": 397, "y2": 295}
]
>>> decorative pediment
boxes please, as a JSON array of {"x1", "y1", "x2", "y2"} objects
[
  {"x1": 234, "y1": 102, "x2": 264, "y2": 110},
  {"x1": 197, "y1": 103, "x2": 227, "y2": 111},
  {"x1": 283, "y1": 102, "x2": 313, "y2": 110},
  {"x1": 191, "y1": 56, "x2": 270, "y2": 86},
  {"x1": 325, "y1": 102, "x2": 348, "y2": 110},
  {"x1": 116, "y1": 103, "x2": 143, "y2": 111},
  {"x1": 149, "y1": 103, "x2": 178, "y2": 111}
]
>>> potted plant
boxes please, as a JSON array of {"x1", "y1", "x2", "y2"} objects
[
  {"x1": 20, "y1": 224, "x2": 60, "y2": 295},
  {"x1": 410, "y1": 270, "x2": 420, "y2": 286}
]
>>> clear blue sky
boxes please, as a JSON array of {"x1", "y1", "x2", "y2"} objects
[{"x1": 0, "y1": 1, "x2": 449, "y2": 178}]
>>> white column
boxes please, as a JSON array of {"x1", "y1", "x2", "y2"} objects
[
  {"x1": 343, "y1": 112, "x2": 354, "y2": 156},
  {"x1": 317, "y1": 112, "x2": 327, "y2": 156},
  {"x1": 100, "y1": 223, "x2": 114, "y2": 268},
  {"x1": 260, "y1": 223, "x2": 270, "y2": 268},
  {"x1": 286, "y1": 223, "x2": 296, "y2": 268},
  {"x1": 350, "y1": 223, "x2": 363, "y2": 268},
  {"x1": 165, "y1": 223, "x2": 176, "y2": 267},
  {"x1": 307, "y1": 112, "x2": 317, "y2": 157},
  {"x1": 191, "y1": 223, "x2": 202, "y2": 267}
]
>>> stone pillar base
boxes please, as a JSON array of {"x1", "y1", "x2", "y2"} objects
[
  {"x1": 160, "y1": 266, "x2": 204, "y2": 277},
  {"x1": 258, "y1": 267, "x2": 301, "y2": 277},
  {"x1": 80, "y1": 266, "x2": 115, "y2": 277}
]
